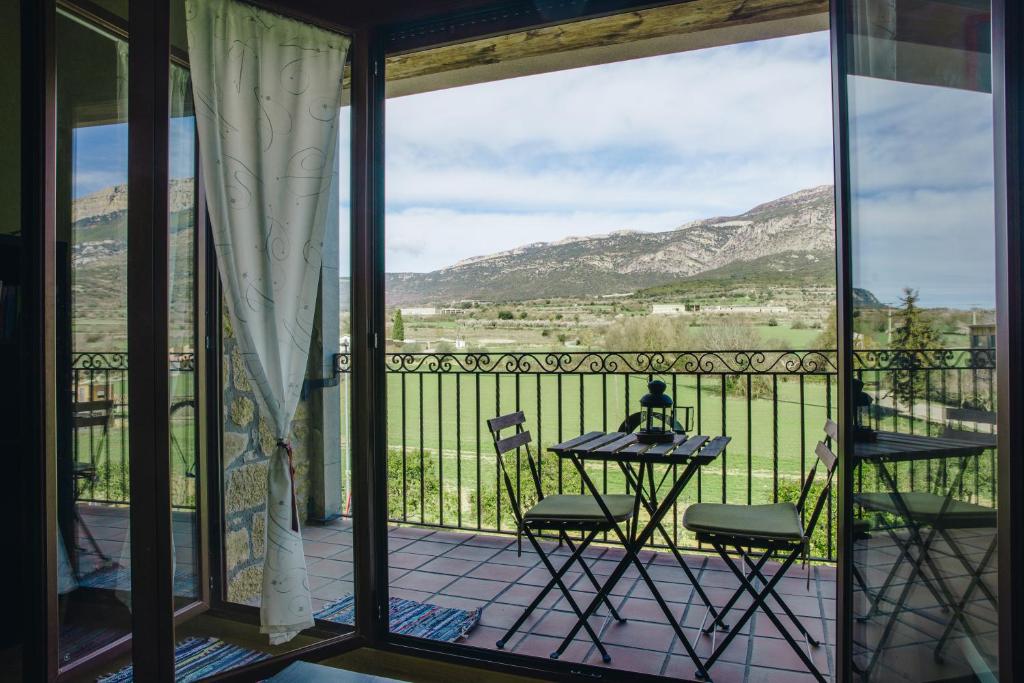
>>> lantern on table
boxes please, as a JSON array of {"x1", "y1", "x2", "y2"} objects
[
  {"x1": 852, "y1": 377, "x2": 876, "y2": 442},
  {"x1": 638, "y1": 379, "x2": 675, "y2": 445}
]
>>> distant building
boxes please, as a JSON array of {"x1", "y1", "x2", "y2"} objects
[
  {"x1": 652, "y1": 303, "x2": 701, "y2": 315},
  {"x1": 438, "y1": 307, "x2": 467, "y2": 315},
  {"x1": 705, "y1": 305, "x2": 788, "y2": 315},
  {"x1": 969, "y1": 323, "x2": 996, "y2": 349},
  {"x1": 652, "y1": 303, "x2": 787, "y2": 316},
  {"x1": 399, "y1": 307, "x2": 437, "y2": 316}
]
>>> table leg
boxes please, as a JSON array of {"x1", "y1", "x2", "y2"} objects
[
  {"x1": 552, "y1": 456, "x2": 710, "y2": 677},
  {"x1": 620, "y1": 460, "x2": 726, "y2": 628}
]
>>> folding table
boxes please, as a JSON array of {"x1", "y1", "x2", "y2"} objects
[
  {"x1": 548, "y1": 431, "x2": 730, "y2": 675},
  {"x1": 853, "y1": 431, "x2": 997, "y2": 676}
]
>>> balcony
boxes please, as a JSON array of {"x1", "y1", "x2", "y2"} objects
[{"x1": 67, "y1": 346, "x2": 996, "y2": 681}]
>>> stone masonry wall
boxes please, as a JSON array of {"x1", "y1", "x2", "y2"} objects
[{"x1": 222, "y1": 314, "x2": 314, "y2": 605}]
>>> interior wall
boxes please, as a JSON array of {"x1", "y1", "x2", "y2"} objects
[
  {"x1": 0, "y1": 1, "x2": 20, "y2": 237},
  {"x1": 0, "y1": 0, "x2": 20, "y2": 656}
]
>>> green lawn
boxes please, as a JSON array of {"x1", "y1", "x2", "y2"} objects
[{"x1": 382, "y1": 371, "x2": 840, "y2": 551}]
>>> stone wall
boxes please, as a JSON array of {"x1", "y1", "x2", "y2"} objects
[{"x1": 222, "y1": 314, "x2": 314, "y2": 605}]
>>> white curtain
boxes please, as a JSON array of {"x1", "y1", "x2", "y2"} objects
[{"x1": 185, "y1": 0, "x2": 349, "y2": 644}]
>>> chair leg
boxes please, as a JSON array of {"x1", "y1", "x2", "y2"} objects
[
  {"x1": 933, "y1": 532, "x2": 998, "y2": 661},
  {"x1": 73, "y1": 504, "x2": 111, "y2": 564},
  {"x1": 621, "y1": 462, "x2": 727, "y2": 628},
  {"x1": 866, "y1": 519, "x2": 947, "y2": 618},
  {"x1": 738, "y1": 550, "x2": 821, "y2": 647},
  {"x1": 699, "y1": 543, "x2": 826, "y2": 683},
  {"x1": 561, "y1": 532, "x2": 625, "y2": 623},
  {"x1": 702, "y1": 550, "x2": 773, "y2": 634},
  {"x1": 530, "y1": 534, "x2": 612, "y2": 663},
  {"x1": 496, "y1": 528, "x2": 598, "y2": 650},
  {"x1": 861, "y1": 520, "x2": 952, "y2": 678}
]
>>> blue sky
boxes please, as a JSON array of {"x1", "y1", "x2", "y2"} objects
[
  {"x1": 381, "y1": 31, "x2": 836, "y2": 275},
  {"x1": 70, "y1": 28, "x2": 996, "y2": 309},
  {"x1": 72, "y1": 117, "x2": 196, "y2": 197}
]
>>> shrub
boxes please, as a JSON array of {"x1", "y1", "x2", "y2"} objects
[
  {"x1": 767, "y1": 318, "x2": 779, "y2": 327},
  {"x1": 791, "y1": 320, "x2": 808, "y2": 330},
  {"x1": 776, "y1": 478, "x2": 835, "y2": 561},
  {"x1": 497, "y1": 310, "x2": 514, "y2": 320}
]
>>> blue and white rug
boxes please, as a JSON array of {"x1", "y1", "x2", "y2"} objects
[
  {"x1": 97, "y1": 636, "x2": 269, "y2": 682},
  {"x1": 315, "y1": 595, "x2": 481, "y2": 642}
]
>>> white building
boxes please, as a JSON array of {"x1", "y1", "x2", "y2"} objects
[
  {"x1": 652, "y1": 303, "x2": 788, "y2": 316},
  {"x1": 399, "y1": 307, "x2": 437, "y2": 316}
]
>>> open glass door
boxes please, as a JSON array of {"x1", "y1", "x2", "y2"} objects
[
  {"x1": 54, "y1": 7, "x2": 136, "y2": 671},
  {"x1": 51, "y1": 3, "x2": 209, "y2": 678},
  {"x1": 836, "y1": 0, "x2": 999, "y2": 679}
]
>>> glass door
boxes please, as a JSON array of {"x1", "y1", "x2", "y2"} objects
[
  {"x1": 51, "y1": 3, "x2": 208, "y2": 677},
  {"x1": 836, "y1": 0, "x2": 999, "y2": 680},
  {"x1": 54, "y1": 7, "x2": 136, "y2": 671}
]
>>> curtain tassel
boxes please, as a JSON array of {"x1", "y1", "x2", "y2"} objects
[{"x1": 279, "y1": 439, "x2": 299, "y2": 533}]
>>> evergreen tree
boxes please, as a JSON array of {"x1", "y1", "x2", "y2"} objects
[
  {"x1": 891, "y1": 287, "x2": 938, "y2": 349},
  {"x1": 890, "y1": 287, "x2": 938, "y2": 406},
  {"x1": 392, "y1": 309, "x2": 405, "y2": 343}
]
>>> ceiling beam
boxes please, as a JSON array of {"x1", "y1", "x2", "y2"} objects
[{"x1": 383, "y1": 0, "x2": 828, "y2": 97}]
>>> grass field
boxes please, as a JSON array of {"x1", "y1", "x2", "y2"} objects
[{"x1": 378, "y1": 370, "x2": 842, "y2": 553}]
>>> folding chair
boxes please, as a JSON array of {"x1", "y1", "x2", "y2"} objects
[
  {"x1": 854, "y1": 457, "x2": 996, "y2": 666},
  {"x1": 71, "y1": 398, "x2": 116, "y2": 566},
  {"x1": 487, "y1": 411, "x2": 635, "y2": 663},
  {"x1": 683, "y1": 424, "x2": 838, "y2": 682}
]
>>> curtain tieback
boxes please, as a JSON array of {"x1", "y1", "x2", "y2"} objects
[{"x1": 278, "y1": 439, "x2": 299, "y2": 533}]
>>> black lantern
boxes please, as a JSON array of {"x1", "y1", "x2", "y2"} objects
[
  {"x1": 852, "y1": 377, "x2": 876, "y2": 442},
  {"x1": 638, "y1": 379, "x2": 675, "y2": 445}
]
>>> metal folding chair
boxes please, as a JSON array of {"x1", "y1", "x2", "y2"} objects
[
  {"x1": 683, "y1": 425, "x2": 838, "y2": 682},
  {"x1": 71, "y1": 398, "x2": 115, "y2": 567},
  {"x1": 854, "y1": 440, "x2": 996, "y2": 668},
  {"x1": 487, "y1": 411, "x2": 635, "y2": 662}
]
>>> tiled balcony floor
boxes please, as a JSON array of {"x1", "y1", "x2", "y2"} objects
[
  {"x1": 302, "y1": 519, "x2": 837, "y2": 682},
  {"x1": 73, "y1": 507, "x2": 995, "y2": 682}
]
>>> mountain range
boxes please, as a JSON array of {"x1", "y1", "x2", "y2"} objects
[
  {"x1": 70, "y1": 182, "x2": 847, "y2": 308},
  {"x1": 385, "y1": 185, "x2": 837, "y2": 304}
]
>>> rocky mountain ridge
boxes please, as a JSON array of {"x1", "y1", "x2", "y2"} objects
[{"x1": 387, "y1": 184, "x2": 836, "y2": 304}]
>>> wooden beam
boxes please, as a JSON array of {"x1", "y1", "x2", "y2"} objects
[{"x1": 384, "y1": 0, "x2": 828, "y2": 97}]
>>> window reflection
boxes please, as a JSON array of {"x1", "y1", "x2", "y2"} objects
[{"x1": 845, "y1": 1, "x2": 998, "y2": 680}]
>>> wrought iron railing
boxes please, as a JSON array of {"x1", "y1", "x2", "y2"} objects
[
  {"x1": 70, "y1": 351, "x2": 197, "y2": 508},
  {"x1": 335, "y1": 348, "x2": 996, "y2": 562},
  {"x1": 69, "y1": 347, "x2": 996, "y2": 562}
]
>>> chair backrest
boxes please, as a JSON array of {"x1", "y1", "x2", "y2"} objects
[
  {"x1": 72, "y1": 399, "x2": 114, "y2": 430},
  {"x1": 943, "y1": 407, "x2": 997, "y2": 444},
  {"x1": 824, "y1": 418, "x2": 838, "y2": 442},
  {"x1": 486, "y1": 411, "x2": 543, "y2": 526},
  {"x1": 795, "y1": 421, "x2": 840, "y2": 541},
  {"x1": 945, "y1": 407, "x2": 997, "y2": 425}
]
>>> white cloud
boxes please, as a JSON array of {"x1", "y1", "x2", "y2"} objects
[
  {"x1": 374, "y1": 32, "x2": 836, "y2": 272},
  {"x1": 848, "y1": 77, "x2": 996, "y2": 309},
  {"x1": 383, "y1": 207, "x2": 697, "y2": 273}
]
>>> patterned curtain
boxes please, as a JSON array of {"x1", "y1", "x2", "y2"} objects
[{"x1": 185, "y1": 0, "x2": 349, "y2": 644}]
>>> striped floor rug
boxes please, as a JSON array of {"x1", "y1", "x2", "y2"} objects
[
  {"x1": 316, "y1": 595, "x2": 481, "y2": 642},
  {"x1": 97, "y1": 636, "x2": 269, "y2": 682},
  {"x1": 79, "y1": 564, "x2": 199, "y2": 597}
]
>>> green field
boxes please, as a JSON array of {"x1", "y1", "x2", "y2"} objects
[{"x1": 378, "y1": 370, "x2": 841, "y2": 554}]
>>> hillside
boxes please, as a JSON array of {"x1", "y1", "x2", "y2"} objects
[{"x1": 386, "y1": 185, "x2": 836, "y2": 304}]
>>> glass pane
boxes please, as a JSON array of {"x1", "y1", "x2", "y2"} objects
[
  {"x1": 169, "y1": 62, "x2": 201, "y2": 608},
  {"x1": 844, "y1": 1, "x2": 998, "y2": 679},
  {"x1": 55, "y1": 8, "x2": 132, "y2": 669},
  {"x1": 382, "y1": 13, "x2": 838, "y2": 681}
]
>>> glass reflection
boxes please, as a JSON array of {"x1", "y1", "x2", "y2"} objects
[
  {"x1": 56, "y1": 9, "x2": 132, "y2": 668},
  {"x1": 845, "y1": 1, "x2": 998, "y2": 680},
  {"x1": 168, "y1": 62, "x2": 201, "y2": 607}
]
